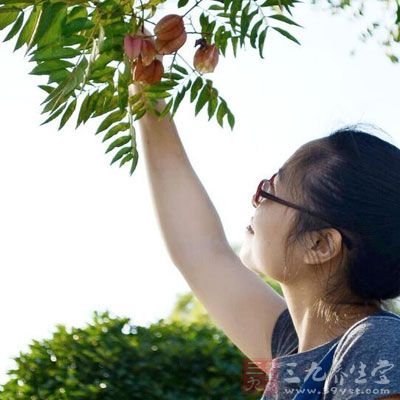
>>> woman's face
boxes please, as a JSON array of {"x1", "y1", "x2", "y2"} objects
[{"x1": 239, "y1": 172, "x2": 301, "y2": 281}]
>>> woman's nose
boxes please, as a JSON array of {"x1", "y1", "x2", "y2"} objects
[{"x1": 252, "y1": 194, "x2": 257, "y2": 208}]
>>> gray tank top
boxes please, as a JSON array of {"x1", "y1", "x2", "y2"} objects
[{"x1": 261, "y1": 308, "x2": 400, "y2": 399}]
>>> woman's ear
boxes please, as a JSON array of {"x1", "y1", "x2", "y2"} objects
[{"x1": 303, "y1": 229, "x2": 343, "y2": 266}]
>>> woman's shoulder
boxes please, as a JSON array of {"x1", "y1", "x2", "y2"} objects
[
  {"x1": 331, "y1": 309, "x2": 400, "y2": 362},
  {"x1": 334, "y1": 309, "x2": 400, "y2": 355},
  {"x1": 323, "y1": 309, "x2": 400, "y2": 398},
  {"x1": 271, "y1": 307, "x2": 400, "y2": 360}
]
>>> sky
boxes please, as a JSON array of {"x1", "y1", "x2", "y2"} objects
[{"x1": 1, "y1": 0, "x2": 400, "y2": 383}]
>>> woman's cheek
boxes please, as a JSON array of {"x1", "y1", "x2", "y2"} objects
[{"x1": 253, "y1": 227, "x2": 289, "y2": 279}]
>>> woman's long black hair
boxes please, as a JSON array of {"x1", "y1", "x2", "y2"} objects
[{"x1": 281, "y1": 123, "x2": 400, "y2": 323}]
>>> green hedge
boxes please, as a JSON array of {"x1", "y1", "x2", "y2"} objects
[{"x1": 0, "y1": 312, "x2": 262, "y2": 400}]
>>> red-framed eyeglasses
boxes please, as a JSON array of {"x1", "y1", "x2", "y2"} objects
[{"x1": 252, "y1": 172, "x2": 354, "y2": 250}]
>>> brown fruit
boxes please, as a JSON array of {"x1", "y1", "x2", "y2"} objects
[
  {"x1": 155, "y1": 31, "x2": 187, "y2": 55},
  {"x1": 147, "y1": 59, "x2": 164, "y2": 84},
  {"x1": 193, "y1": 43, "x2": 219, "y2": 73},
  {"x1": 133, "y1": 58, "x2": 164, "y2": 85},
  {"x1": 141, "y1": 39, "x2": 157, "y2": 66},
  {"x1": 133, "y1": 58, "x2": 152, "y2": 83},
  {"x1": 154, "y1": 14, "x2": 185, "y2": 41}
]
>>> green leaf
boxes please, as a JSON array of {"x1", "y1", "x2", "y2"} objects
[
  {"x1": 95, "y1": 92, "x2": 119, "y2": 117},
  {"x1": 67, "y1": 5, "x2": 87, "y2": 22},
  {"x1": 250, "y1": 20, "x2": 263, "y2": 49},
  {"x1": 117, "y1": 72, "x2": 128, "y2": 110},
  {"x1": 224, "y1": 0, "x2": 233, "y2": 13},
  {"x1": 208, "y1": 4, "x2": 224, "y2": 11},
  {"x1": 42, "y1": 58, "x2": 88, "y2": 114},
  {"x1": 133, "y1": 108, "x2": 147, "y2": 121},
  {"x1": 48, "y1": 69, "x2": 69, "y2": 84},
  {"x1": 62, "y1": 18, "x2": 94, "y2": 35},
  {"x1": 195, "y1": 84, "x2": 211, "y2": 116},
  {"x1": 214, "y1": 25, "x2": 225, "y2": 45},
  {"x1": 41, "y1": 104, "x2": 67, "y2": 126},
  {"x1": 177, "y1": 0, "x2": 190, "y2": 7},
  {"x1": 30, "y1": 60, "x2": 74, "y2": 75},
  {"x1": 105, "y1": 135, "x2": 131, "y2": 154},
  {"x1": 238, "y1": 2, "x2": 249, "y2": 46},
  {"x1": 59, "y1": 99, "x2": 77, "y2": 130},
  {"x1": 172, "y1": 64, "x2": 188, "y2": 75},
  {"x1": 260, "y1": 0, "x2": 300, "y2": 6},
  {"x1": 4, "y1": 11, "x2": 23, "y2": 42},
  {"x1": 209, "y1": 19, "x2": 217, "y2": 36},
  {"x1": 86, "y1": 91, "x2": 101, "y2": 119},
  {"x1": 129, "y1": 150, "x2": 139, "y2": 176},
  {"x1": 220, "y1": 30, "x2": 231, "y2": 56},
  {"x1": 129, "y1": 93, "x2": 142, "y2": 106},
  {"x1": 171, "y1": 88, "x2": 186, "y2": 117},
  {"x1": 110, "y1": 146, "x2": 132, "y2": 165},
  {"x1": 102, "y1": 123, "x2": 130, "y2": 143},
  {"x1": 38, "y1": 85, "x2": 54, "y2": 94},
  {"x1": 184, "y1": 79, "x2": 193, "y2": 91},
  {"x1": 199, "y1": 12, "x2": 209, "y2": 32},
  {"x1": 261, "y1": 0, "x2": 301, "y2": 7},
  {"x1": 32, "y1": 46, "x2": 80, "y2": 62},
  {"x1": 56, "y1": 34, "x2": 87, "y2": 47},
  {"x1": 119, "y1": 152, "x2": 133, "y2": 168},
  {"x1": 268, "y1": 14, "x2": 303, "y2": 28},
  {"x1": 15, "y1": 5, "x2": 41, "y2": 50},
  {"x1": 258, "y1": 27, "x2": 268, "y2": 58},
  {"x1": 216, "y1": 101, "x2": 227, "y2": 127},
  {"x1": 145, "y1": 91, "x2": 170, "y2": 100},
  {"x1": 144, "y1": 81, "x2": 177, "y2": 93},
  {"x1": 190, "y1": 77, "x2": 203, "y2": 103},
  {"x1": 158, "y1": 98, "x2": 173, "y2": 118},
  {"x1": 96, "y1": 109, "x2": 127, "y2": 135},
  {"x1": 231, "y1": 36, "x2": 239, "y2": 57},
  {"x1": 76, "y1": 93, "x2": 92, "y2": 128},
  {"x1": 91, "y1": 50, "x2": 121, "y2": 72},
  {"x1": 0, "y1": 9, "x2": 19, "y2": 30},
  {"x1": 164, "y1": 72, "x2": 184, "y2": 81},
  {"x1": 396, "y1": 2, "x2": 400, "y2": 25},
  {"x1": 30, "y1": 35, "x2": 86, "y2": 57},
  {"x1": 229, "y1": 0, "x2": 243, "y2": 31},
  {"x1": 227, "y1": 108, "x2": 235, "y2": 130},
  {"x1": 103, "y1": 21, "x2": 129, "y2": 36},
  {"x1": 32, "y1": 3, "x2": 67, "y2": 47},
  {"x1": 207, "y1": 94, "x2": 218, "y2": 121},
  {"x1": 90, "y1": 66, "x2": 115, "y2": 82},
  {"x1": 131, "y1": 100, "x2": 145, "y2": 115},
  {"x1": 99, "y1": 37, "x2": 122, "y2": 53},
  {"x1": 240, "y1": 8, "x2": 258, "y2": 46},
  {"x1": 272, "y1": 26, "x2": 301, "y2": 45}
]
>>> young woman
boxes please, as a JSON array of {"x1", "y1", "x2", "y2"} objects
[{"x1": 134, "y1": 82, "x2": 400, "y2": 398}]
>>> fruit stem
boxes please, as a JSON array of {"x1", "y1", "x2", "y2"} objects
[
  {"x1": 138, "y1": 0, "x2": 145, "y2": 33},
  {"x1": 182, "y1": 0, "x2": 204, "y2": 18}
]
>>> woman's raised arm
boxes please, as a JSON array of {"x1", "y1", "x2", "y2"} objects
[{"x1": 136, "y1": 94, "x2": 287, "y2": 362}]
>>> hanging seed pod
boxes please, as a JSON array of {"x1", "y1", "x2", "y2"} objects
[
  {"x1": 193, "y1": 41, "x2": 219, "y2": 73},
  {"x1": 124, "y1": 35, "x2": 143, "y2": 61},
  {"x1": 141, "y1": 39, "x2": 157, "y2": 66},
  {"x1": 155, "y1": 31, "x2": 187, "y2": 55},
  {"x1": 154, "y1": 14, "x2": 185, "y2": 41},
  {"x1": 133, "y1": 58, "x2": 164, "y2": 85}
]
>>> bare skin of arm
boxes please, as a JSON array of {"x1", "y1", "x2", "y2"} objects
[{"x1": 134, "y1": 85, "x2": 287, "y2": 363}]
